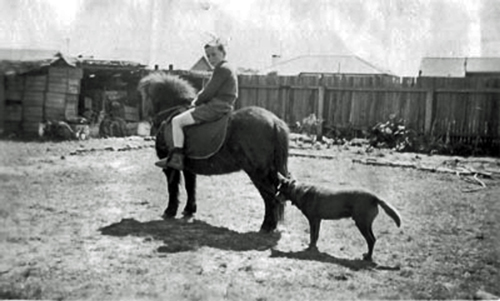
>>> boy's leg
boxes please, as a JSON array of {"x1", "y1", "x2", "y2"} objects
[
  {"x1": 171, "y1": 110, "x2": 196, "y2": 148},
  {"x1": 155, "y1": 109, "x2": 196, "y2": 169}
]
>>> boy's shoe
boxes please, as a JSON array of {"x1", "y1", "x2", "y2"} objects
[{"x1": 166, "y1": 152, "x2": 184, "y2": 170}]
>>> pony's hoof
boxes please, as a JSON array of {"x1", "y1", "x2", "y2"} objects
[
  {"x1": 259, "y1": 226, "x2": 280, "y2": 234},
  {"x1": 181, "y1": 215, "x2": 195, "y2": 223},
  {"x1": 162, "y1": 212, "x2": 176, "y2": 219}
]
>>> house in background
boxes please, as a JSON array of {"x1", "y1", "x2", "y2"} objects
[
  {"x1": 466, "y1": 57, "x2": 500, "y2": 77},
  {"x1": 419, "y1": 57, "x2": 500, "y2": 77},
  {"x1": 262, "y1": 54, "x2": 394, "y2": 77},
  {"x1": 190, "y1": 56, "x2": 212, "y2": 72},
  {"x1": 418, "y1": 58, "x2": 466, "y2": 77}
]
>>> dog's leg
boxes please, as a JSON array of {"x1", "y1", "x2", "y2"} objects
[
  {"x1": 355, "y1": 219, "x2": 376, "y2": 261},
  {"x1": 307, "y1": 218, "x2": 321, "y2": 252}
]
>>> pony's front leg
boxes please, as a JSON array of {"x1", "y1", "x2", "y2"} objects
[
  {"x1": 182, "y1": 170, "x2": 197, "y2": 218},
  {"x1": 162, "y1": 167, "x2": 181, "y2": 219}
]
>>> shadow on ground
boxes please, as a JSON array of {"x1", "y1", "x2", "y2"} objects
[
  {"x1": 270, "y1": 249, "x2": 401, "y2": 271},
  {"x1": 100, "y1": 218, "x2": 281, "y2": 253}
]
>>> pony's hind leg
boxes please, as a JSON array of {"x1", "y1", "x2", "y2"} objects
[
  {"x1": 182, "y1": 170, "x2": 197, "y2": 217},
  {"x1": 249, "y1": 174, "x2": 284, "y2": 233},
  {"x1": 162, "y1": 168, "x2": 181, "y2": 219}
]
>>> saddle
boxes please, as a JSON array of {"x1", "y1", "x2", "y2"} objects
[{"x1": 161, "y1": 113, "x2": 230, "y2": 160}]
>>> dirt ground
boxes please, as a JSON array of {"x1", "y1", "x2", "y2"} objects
[{"x1": 1, "y1": 137, "x2": 499, "y2": 300}]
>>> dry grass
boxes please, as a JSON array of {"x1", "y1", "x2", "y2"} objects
[{"x1": 0, "y1": 138, "x2": 499, "y2": 300}]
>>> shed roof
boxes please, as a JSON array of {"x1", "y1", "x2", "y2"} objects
[
  {"x1": 263, "y1": 55, "x2": 391, "y2": 76},
  {"x1": 419, "y1": 57, "x2": 466, "y2": 77},
  {"x1": 0, "y1": 52, "x2": 77, "y2": 75},
  {"x1": 0, "y1": 48, "x2": 59, "y2": 61}
]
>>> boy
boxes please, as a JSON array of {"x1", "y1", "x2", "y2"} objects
[{"x1": 155, "y1": 40, "x2": 238, "y2": 170}]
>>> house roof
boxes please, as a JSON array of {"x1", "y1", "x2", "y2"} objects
[
  {"x1": 263, "y1": 55, "x2": 392, "y2": 76},
  {"x1": 419, "y1": 57, "x2": 466, "y2": 77},
  {"x1": 190, "y1": 56, "x2": 212, "y2": 72},
  {"x1": 419, "y1": 57, "x2": 500, "y2": 77},
  {"x1": 466, "y1": 57, "x2": 500, "y2": 73}
]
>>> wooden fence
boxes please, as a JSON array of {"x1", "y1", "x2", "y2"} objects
[{"x1": 236, "y1": 74, "x2": 500, "y2": 146}]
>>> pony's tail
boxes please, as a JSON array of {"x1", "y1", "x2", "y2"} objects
[
  {"x1": 274, "y1": 118, "x2": 290, "y2": 177},
  {"x1": 273, "y1": 118, "x2": 290, "y2": 222}
]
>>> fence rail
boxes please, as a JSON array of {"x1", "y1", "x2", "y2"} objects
[{"x1": 235, "y1": 74, "x2": 500, "y2": 145}]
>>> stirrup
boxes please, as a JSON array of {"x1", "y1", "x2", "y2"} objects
[
  {"x1": 166, "y1": 153, "x2": 184, "y2": 170},
  {"x1": 154, "y1": 157, "x2": 169, "y2": 169}
]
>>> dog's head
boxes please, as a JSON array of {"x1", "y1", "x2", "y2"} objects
[{"x1": 275, "y1": 172, "x2": 297, "y2": 203}]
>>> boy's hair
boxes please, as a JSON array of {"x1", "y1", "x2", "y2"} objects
[{"x1": 204, "y1": 40, "x2": 226, "y2": 55}]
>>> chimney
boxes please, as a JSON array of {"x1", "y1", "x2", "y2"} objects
[{"x1": 271, "y1": 54, "x2": 281, "y2": 66}]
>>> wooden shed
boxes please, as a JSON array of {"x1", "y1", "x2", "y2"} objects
[{"x1": 1, "y1": 53, "x2": 83, "y2": 136}]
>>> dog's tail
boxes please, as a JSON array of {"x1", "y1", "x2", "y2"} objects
[{"x1": 378, "y1": 199, "x2": 401, "y2": 227}]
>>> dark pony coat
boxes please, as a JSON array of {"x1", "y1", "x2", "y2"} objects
[{"x1": 138, "y1": 72, "x2": 289, "y2": 232}]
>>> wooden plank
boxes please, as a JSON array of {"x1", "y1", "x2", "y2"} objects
[
  {"x1": 0, "y1": 75, "x2": 4, "y2": 133},
  {"x1": 48, "y1": 67, "x2": 68, "y2": 77},
  {"x1": 67, "y1": 78, "x2": 81, "y2": 94},
  {"x1": 5, "y1": 76, "x2": 24, "y2": 91},
  {"x1": 47, "y1": 82, "x2": 68, "y2": 93},
  {"x1": 22, "y1": 121, "x2": 41, "y2": 134},
  {"x1": 67, "y1": 68, "x2": 84, "y2": 79},
  {"x1": 25, "y1": 75, "x2": 47, "y2": 92},
  {"x1": 5, "y1": 104, "x2": 22, "y2": 121},
  {"x1": 424, "y1": 90, "x2": 434, "y2": 134},
  {"x1": 124, "y1": 105, "x2": 139, "y2": 121},
  {"x1": 6, "y1": 90, "x2": 23, "y2": 101}
]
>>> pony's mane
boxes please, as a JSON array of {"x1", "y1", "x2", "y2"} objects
[{"x1": 138, "y1": 72, "x2": 197, "y2": 118}]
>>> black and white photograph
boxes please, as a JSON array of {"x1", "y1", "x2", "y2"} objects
[{"x1": 1, "y1": 0, "x2": 499, "y2": 300}]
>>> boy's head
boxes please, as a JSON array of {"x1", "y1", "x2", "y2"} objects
[{"x1": 204, "y1": 40, "x2": 226, "y2": 67}]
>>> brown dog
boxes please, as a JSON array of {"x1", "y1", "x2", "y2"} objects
[{"x1": 276, "y1": 174, "x2": 401, "y2": 261}]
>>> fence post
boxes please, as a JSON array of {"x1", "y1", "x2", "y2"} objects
[
  {"x1": 425, "y1": 89, "x2": 434, "y2": 134},
  {"x1": 316, "y1": 85, "x2": 325, "y2": 141},
  {"x1": 0, "y1": 74, "x2": 4, "y2": 135}
]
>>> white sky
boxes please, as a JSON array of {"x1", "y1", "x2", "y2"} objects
[{"x1": 1, "y1": 0, "x2": 498, "y2": 76}]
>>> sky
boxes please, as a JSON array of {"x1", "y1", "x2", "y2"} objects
[{"x1": 1, "y1": 0, "x2": 499, "y2": 76}]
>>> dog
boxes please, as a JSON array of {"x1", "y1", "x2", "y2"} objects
[{"x1": 276, "y1": 173, "x2": 401, "y2": 261}]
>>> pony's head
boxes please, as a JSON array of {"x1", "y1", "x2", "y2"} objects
[{"x1": 138, "y1": 72, "x2": 197, "y2": 119}]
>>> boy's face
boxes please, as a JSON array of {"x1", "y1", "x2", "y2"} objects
[{"x1": 205, "y1": 46, "x2": 225, "y2": 67}]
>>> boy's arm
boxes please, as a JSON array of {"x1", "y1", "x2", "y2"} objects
[{"x1": 194, "y1": 66, "x2": 230, "y2": 105}]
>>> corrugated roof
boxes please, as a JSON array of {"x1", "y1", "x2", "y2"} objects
[
  {"x1": 77, "y1": 58, "x2": 146, "y2": 70},
  {"x1": 0, "y1": 48, "x2": 59, "y2": 61},
  {"x1": 466, "y1": 57, "x2": 500, "y2": 73},
  {"x1": 263, "y1": 55, "x2": 391, "y2": 76},
  {"x1": 0, "y1": 52, "x2": 77, "y2": 75},
  {"x1": 419, "y1": 57, "x2": 466, "y2": 77}
]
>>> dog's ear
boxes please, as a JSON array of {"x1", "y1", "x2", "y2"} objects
[{"x1": 277, "y1": 172, "x2": 287, "y2": 183}]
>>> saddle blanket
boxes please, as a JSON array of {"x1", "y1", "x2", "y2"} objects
[{"x1": 163, "y1": 114, "x2": 229, "y2": 159}]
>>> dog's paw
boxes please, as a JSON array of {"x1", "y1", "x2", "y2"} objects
[
  {"x1": 362, "y1": 253, "x2": 373, "y2": 261},
  {"x1": 306, "y1": 245, "x2": 319, "y2": 253}
]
